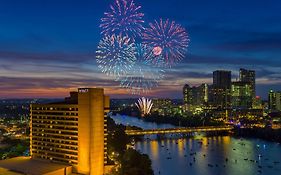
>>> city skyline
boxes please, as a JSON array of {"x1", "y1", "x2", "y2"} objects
[{"x1": 1, "y1": 0, "x2": 281, "y2": 99}]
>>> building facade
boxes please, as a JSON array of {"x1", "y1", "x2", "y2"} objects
[
  {"x1": 239, "y1": 68, "x2": 256, "y2": 107},
  {"x1": 151, "y1": 98, "x2": 172, "y2": 115},
  {"x1": 231, "y1": 81, "x2": 252, "y2": 109},
  {"x1": 30, "y1": 88, "x2": 109, "y2": 175},
  {"x1": 269, "y1": 90, "x2": 281, "y2": 111},
  {"x1": 209, "y1": 70, "x2": 231, "y2": 109},
  {"x1": 183, "y1": 84, "x2": 208, "y2": 113},
  {"x1": 239, "y1": 68, "x2": 256, "y2": 97},
  {"x1": 213, "y1": 70, "x2": 231, "y2": 89}
]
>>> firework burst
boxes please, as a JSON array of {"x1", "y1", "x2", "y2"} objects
[
  {"x1": 118, "y1": 44, "x2": 165, "y2": 94},
  {"x1": 96, "y1": 34, "x2": 136, "y2": 77},
  {"x1": 135, "y1": 97, "x2": 153, "y2": 117},
  {"x1": 100, "y1": 0, "x2": 145, "y2": 38},
  {"x1": 142, "y1": 18, "x2": 190, "y2": 67}
]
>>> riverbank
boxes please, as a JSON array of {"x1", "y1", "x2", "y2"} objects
[
  {"x1": 115, "y1": 112, "x2": 224, "y2": 127},
  {"x1": 113, "y1": 114, "x2": 281, "y2": 144},
  {"x1": 106, "y1": 117, "x2": 154, "y2": 175}
]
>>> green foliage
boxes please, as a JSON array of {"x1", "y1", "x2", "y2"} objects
[
  {"x1": 106, "y1": 117, "x2": 154, "y2": 175},
  {"x1": 0, "y1": 138, "x2": 29, "y2": 159},
  {"x1": 119, "y1": 148, "x2": 154, "y2": 175},
  {"x1": 107, "y1": 117, "x2": 129, "y2": 157}
]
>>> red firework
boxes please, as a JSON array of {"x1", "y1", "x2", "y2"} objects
[{"x1": 142, "y1": 18, "x2": 190, "y2": 67}]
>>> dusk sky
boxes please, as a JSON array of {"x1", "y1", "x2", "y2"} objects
[{"x1": 0, "y1": 0, "x2": 281, "y2": 99}]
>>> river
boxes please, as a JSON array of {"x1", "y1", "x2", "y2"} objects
[{"x1": 112, "y1": 115, "x2": 281, "y2": 175}]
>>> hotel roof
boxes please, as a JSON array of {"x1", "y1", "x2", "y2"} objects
[{"x1": 0, "y1": 157, "x2": 72, "y2": 175}]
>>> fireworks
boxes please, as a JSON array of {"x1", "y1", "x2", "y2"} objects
[
  {"x1": 100, "y1": 0, "x2": 145, "y2": 38},
  {"x1": 96, "y1": 34, "x2": 136, "y2": 77},
  {"x1": 142, "y1": 18, "x2": 190, "y2": 67},
  {"x1": 135, "y1": 97, "x2": 153, "y2": 117},
  {"x1": 96, "y1": 1, "x2": 191, "y2": 95},
  {"x1": 118, "y1": 44, "x2": 165, "y2": 94}
]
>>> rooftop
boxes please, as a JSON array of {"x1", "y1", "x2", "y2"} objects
[{"x1": 0, "y1": 157, "x2": 72, "y2": 175}]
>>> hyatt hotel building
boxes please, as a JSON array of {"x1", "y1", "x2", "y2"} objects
[{"x1": 30, "y1": 88, "x2": 109, "y2": 175}]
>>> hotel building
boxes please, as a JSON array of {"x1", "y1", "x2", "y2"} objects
[{"x1": 29, "y1": 88, "x2": 109, "y2": 175}]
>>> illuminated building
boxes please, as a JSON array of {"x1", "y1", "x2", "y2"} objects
[
  {"x1": 207, "y1": 70, "x2": 231, "y2": 121},
  {"x1": 209, "y1": 70, "x2": 231, "y2": 109},
  {"x1": 239, "y1": 68, "x2": 256, "y2": 97},
  {"x1": 231, "y1": 81, "x2": 252, "y2": 109},
  {"x1": 30, "y1": 88, "x2": 109, "y2": 175},
  {"x1": 153, "y1": 98, "x2": 172, "y2": 108},
  {"x1": 229, "y1": 109, "x2": 263, "y2": 121},
  {"x1": 252, "y1": 96, "x2": 263, "y2": 109},
  {"x1": 269, "y1": 90, "x2": 281, "y2": 111},
  {"x1": 183, "y1": 84, "x2": 208, "y2": 113},
  {"x1": 151, "y1": 98, "x2": 172, "y2": 116},
  {"x1": 239, "y1": 68, "x2": 256, "y2": 107},
  {"x1": 183, "y1": 84, "x2": 192, "y2": 106}
]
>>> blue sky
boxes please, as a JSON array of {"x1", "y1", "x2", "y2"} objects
[{"x1": 0, "y1": 0, "x2": 281, "y2": 99}]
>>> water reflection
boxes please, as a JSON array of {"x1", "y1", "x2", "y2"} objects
[
  {"x1": 135, "y1": 136, "x2": 281, "y2": 175},
  {"x1": 150, "y1": 140, "x2": 159, "y2": 159},
  {"x1": 112, "y1": 115, "x2": 281, "y2": 175}
]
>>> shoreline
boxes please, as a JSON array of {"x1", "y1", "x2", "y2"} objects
[{"x1": 112, "y1": 114, "x2": 281, "y2": 144}]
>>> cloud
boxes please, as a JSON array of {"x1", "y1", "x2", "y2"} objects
[
  {"x1": 0, "y1": 76, "x2": 126, "y2": 98},
  {"x1": 213, "y1": 36, "x2": 281, "y2": 52},
  {"x1": 0, "y1": 50, "x2": 94, "y2": 64},
  {"x1": 181, "y1": 54, "x2": 279, "y2": 67},
  {"x1": 0, "y1": 76, "x2": 119, "y2": 90}
]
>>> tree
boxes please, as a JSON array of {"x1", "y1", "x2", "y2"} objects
[{"x1": 119, "y1": 148, "x2": 154, "y2": 175}]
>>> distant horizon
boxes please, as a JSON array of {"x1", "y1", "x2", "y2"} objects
[
  {"x1": 1, "y1": 0, "x2": 281, "y2": 99},
  {"x1": 0, "y1": 77, "x2": 279, "y2": 101}
]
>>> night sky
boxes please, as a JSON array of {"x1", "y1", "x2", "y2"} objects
[{"x1": 0, "y1": 0, "x2": 281, "y2": 99}]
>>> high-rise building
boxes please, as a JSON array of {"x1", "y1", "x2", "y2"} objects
[
  {"x1": 210, "y1": 70, "x2": 231, "y2": 109},
  {"x1": 231, "y1": 81, "x2": 252, "y2": 108},
  {"x1": 239, "y1": 68, "x2": 256, "y2": 97},
  {"x1": 269, "y1": 90, "x2": 281, "y2": 111},
  {"x1": 183, "y1": 84, "x2": 208, "y2": 112},
  {"x1": 30, "y1": 88, "x2": 109, "y2": 175},
  {"x1": 239, "y1": 68, "x2": 256, "y2": 107},
  {"x1": 183, "y1": 84, "x2": 193, "y2": 106},
  {"x1": 213, "y1": 70, "x2": 231, "y2": 89}
]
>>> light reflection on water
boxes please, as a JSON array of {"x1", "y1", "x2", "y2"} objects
[
  {"x1": 135, "y1": 137, "x2": 281, "y2": 175},
  {"x1": 112, "y1": 115, "x2": 281, "y2": 175}
]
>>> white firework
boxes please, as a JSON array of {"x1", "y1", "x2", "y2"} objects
[
  {"x1": 96, "y1": 34, "x2": 137, "y2": 77},
  {"x1": 135, "y1": 97, "x2": 153, "y2": 117},
  {"x1": 118, "y1": 44, "x2": 165, "y2": 94}
]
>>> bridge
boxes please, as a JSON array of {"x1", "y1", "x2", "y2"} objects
[{"x1": 125, "y1": 126, "x2": 233, "y2": 136}]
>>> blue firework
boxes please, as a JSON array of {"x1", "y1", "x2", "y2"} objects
[
  {"x1": 118, "y1": 44, "x2": 165, "y2": 94},
  {"x1": 100, "y1": 0, "x2": 145, "y2": 38},
  {"x1": 96, "y1": 34, "x2": 137, "y2": 77}
]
